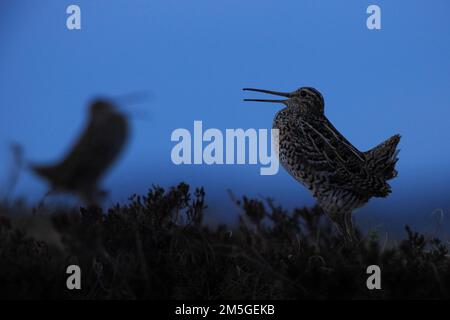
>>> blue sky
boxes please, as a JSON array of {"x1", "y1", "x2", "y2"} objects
[{"x1": 1, "y1": 0, "x2": 450, "y2": 237}]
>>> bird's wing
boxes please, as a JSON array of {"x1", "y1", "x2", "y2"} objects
[{"x1": 289, "y1": 117, "x2": 370, "y2": 191}]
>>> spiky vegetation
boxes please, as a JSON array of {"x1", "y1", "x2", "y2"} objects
[{"x1": 0, "y1": 183, "x2": 449, "y2": 299}]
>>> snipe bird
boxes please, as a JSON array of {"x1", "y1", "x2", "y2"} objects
[
  {"x1": 31, "y1": 99, "x2": 129, "y2": 204},
  {"x1": 244, "y1": 87, "x2": 400, "y2": 241}
]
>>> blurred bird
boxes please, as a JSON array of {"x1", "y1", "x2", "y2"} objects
[
  {"x1": 244, "y1": 86, "x2": 400, "y2": 242},
  {"x1": 30, "y1": 99, "x2": 129, "y2": 205}
]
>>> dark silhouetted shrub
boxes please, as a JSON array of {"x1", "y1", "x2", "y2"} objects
[{"x1": 0, "y1": 183, "x2": 448, "y2": 299}]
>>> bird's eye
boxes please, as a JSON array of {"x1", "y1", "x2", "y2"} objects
[{"x1": 300, "y1": 91, "x2": 307, "y2": 98}]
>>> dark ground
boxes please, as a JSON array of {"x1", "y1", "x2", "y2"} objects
[{"x1": 0, "y1": 183, "x2": 449, "y2": 299}]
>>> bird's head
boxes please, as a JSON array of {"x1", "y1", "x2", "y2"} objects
[
  {"x1": 89, "y1": 92, "x2": 151, "y2": 119},
  {"x1": 89, "y1": 100, "x2": 117, "y2": 116},
  {"x1": 243, "y1": 86, "x2": 325, "y2": 115}
]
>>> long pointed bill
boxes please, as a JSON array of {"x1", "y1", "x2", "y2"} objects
[
  {"x1": 243, "y1": 98, "x2": 287, "y2": 104},
  {"x1": 108, "y1": 91, "x2": 152, "y2": 118},
  {"x1": 243, "y1": 88, "x2": 291, "y2": 97}
]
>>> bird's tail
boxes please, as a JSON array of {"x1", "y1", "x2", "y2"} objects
[{"x1": 365, "y1": 134, "x2": 401, "y2": 181}]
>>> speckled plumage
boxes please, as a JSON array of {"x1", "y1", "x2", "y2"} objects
[{"x1": 244, "y1": 87, "x2": 400, "y2": 241}]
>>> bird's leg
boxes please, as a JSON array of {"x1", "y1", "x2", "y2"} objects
[
  {"x1": 37, "y1": 189, "x2": 55, "y2": 209},
  {"x1": 327, "y1": 211, "x2": 356, "y2": 245},
  {"x1": 343, "y1": 211, "x2": 356, "y2": 244},
  {"x1": 3, "y1": 143, "x2": 24, "y2": 202},
  {"x1": 80, "y1": 187, "x2": 108, "y2": 207}
]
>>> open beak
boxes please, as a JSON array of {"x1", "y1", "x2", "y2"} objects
[{"x1": 243, "y1": 88, "x2": 291, "y2": 104}]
